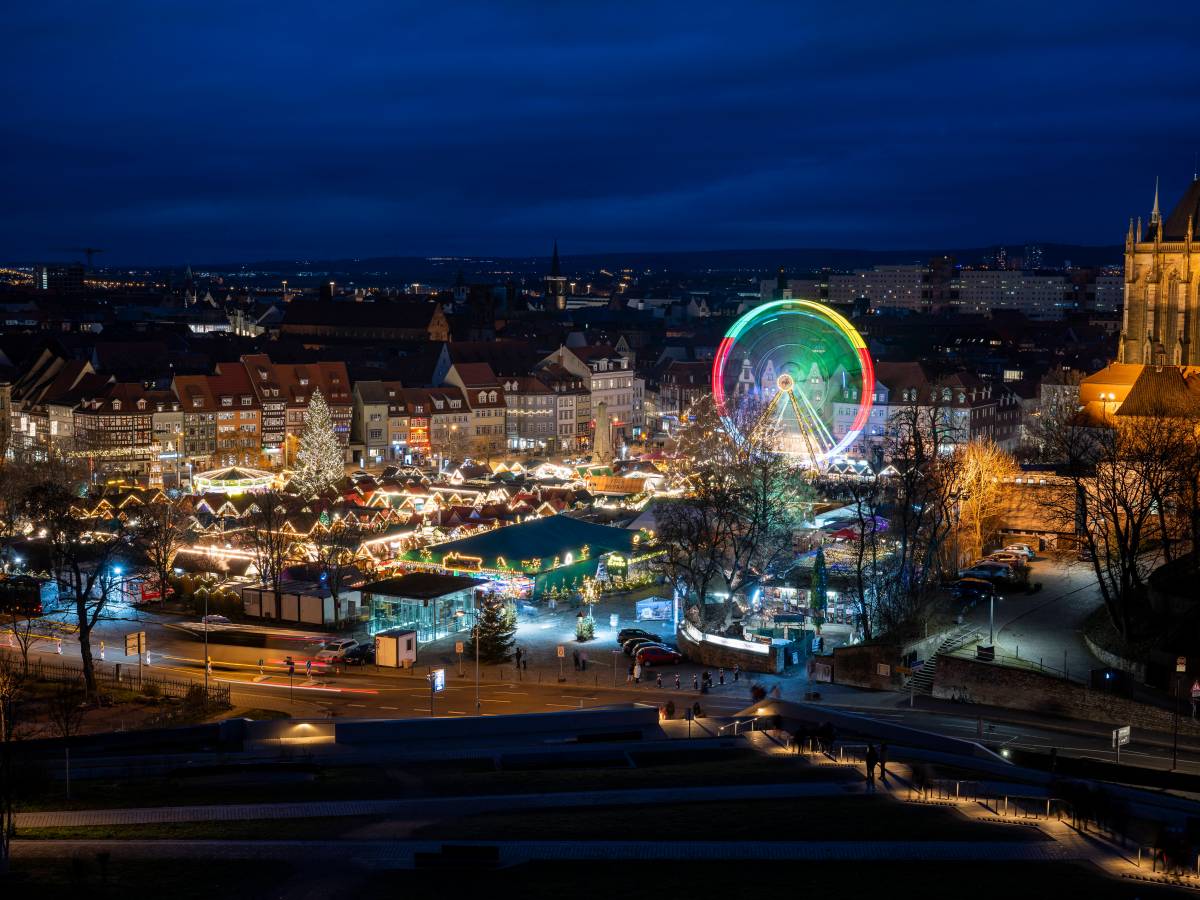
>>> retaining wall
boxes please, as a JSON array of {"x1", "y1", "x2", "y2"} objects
[{"x1": 933, "y1": 654, "x2": 1200, "y2": 736}]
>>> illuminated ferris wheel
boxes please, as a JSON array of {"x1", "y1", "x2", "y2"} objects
[{"x1": 710, "y1": 299, "x2": 874, "y2": 466}]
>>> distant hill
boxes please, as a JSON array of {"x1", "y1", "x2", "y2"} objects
[{"x1": 25, "y1": 243, "x2": 1120, "y2": 287}]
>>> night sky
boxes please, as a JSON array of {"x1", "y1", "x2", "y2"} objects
[{"x1": 7, "y1": 2, "x2": 1200, "y2": 265}]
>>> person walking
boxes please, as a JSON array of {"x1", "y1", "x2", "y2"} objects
[
  {"x1": 626, "y1": 663, "x2": 634, "y2": 685},
  {"x1": 515, "y1": 646, "x2": 523, "y2": 669},
  {"x1": 674, "y1": 673, "x2": 681, "y2": 690},
  {"x1": 305, "y1": 659, "x2": 312, "y2": 679},
  {"x1": 692, "y1": 673, "x2": 699, "y2": 690},
  {"x1": 656, "y1": 672, "x2": 663, "y2": 688},
  {"x1": 864, "y1": 744, "x2": 878, "y2": 792},
  {"x1": 878, "y1": 742, "x2": 889, "y2": 783},
  {"x1": 573, "y1": 648, "x2": 580, "y2": 671},
  {"x1": 718, "y1": 668, "x2": 725, "y2": 686},
  {"x1": 633, "y1": 662, "x2": 642, "y2": 684},
  {"x1": 733, "y1": 664, "x2": 740, "y2": 683}
]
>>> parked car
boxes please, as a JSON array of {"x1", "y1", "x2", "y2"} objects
[
  {"x1": 986, "y1": 551, "x2": 1026, "y2": 567},
  {"x1": 201, "y1": 614, "x2": 232, "y2": 626},
  {"x1": 617, "y1": 628, "x2": 662, "y2": 646},
  {"x1": 315, "y1": 638, "x2": 360, "y2": 660},
  {"x1": 1002, "y1": 544, "x2": 1035, "y2": 560},
  {"x1": 343, "y1": 643, "x2": 376, "y2": 666},
  {"x1": 624, "y1": 637, "x2": 665, "y2": 656},
  {"x1": 952, "y1": 577, "x2": 995, "y2": 603},
  {"x1": 960, "y1": 561, "x2": 1020, "y2": 584},
  {"x1": 635, "y1": 645, "x2": 683, "y2": 666}
]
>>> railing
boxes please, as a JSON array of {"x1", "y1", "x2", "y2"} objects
[{"x1": 7, "y1": 652, "x2": 231, "y2": 707}]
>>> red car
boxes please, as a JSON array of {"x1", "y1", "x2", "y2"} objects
[{"x1": 636, "y1": 645, "x2": 683, "y2": 667}]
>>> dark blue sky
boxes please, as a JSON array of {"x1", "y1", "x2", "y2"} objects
[{"x1": 6, "y1": 1, "x2": 1200, "y2": 265}]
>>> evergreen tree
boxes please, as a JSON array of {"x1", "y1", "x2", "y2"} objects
[
  {"x1": 810, "y1": 546, "x2": 828, "y2": 626},
  {"x1": 466, "y1": 596, "x2": 515, "y2": 664},
  {"x1": 292, "y1": 388, "x2": 343, "y2": 496}
]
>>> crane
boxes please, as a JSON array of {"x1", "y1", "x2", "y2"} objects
[{"x1": 53, "y1": 247, "x2": 105, "y2": 268}]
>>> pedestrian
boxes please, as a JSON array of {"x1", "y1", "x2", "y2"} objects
[
  {"x1": 573, "y1": 648, "x2": 580, "y2": 671},
  {"x1": 55, "y1": 638, "x2": 62, "y2": 655},
  {"x1": 878, "y1": 742, "x2": 888, "y2": 782},
  {"x1": 718, "y1": 668, "x2": 725, "y2": 686},
  {"x1": 581, "y1": 651, "x2": 588, "y2": 672},
  {"x1": 515, "y1": 646, "x2": 523, "y2": 668},
  {"x1": 99, "y1": 640, "x2": 105, "y2": 662},
  {"x1": 733, "y1": 664, "x2": 740, "y2": 683},
  {"x1": 258, "y1": 657, "x2": 265, "y2": 676},
  {"x1": 305, "y1": 659, "x2": 312, "y2": 678},
  {"x1": 864, "y1": 744, "x2": 878, "y2": 792},
  {"x1": 633, "y1": 662, "x2": 642, "y2": 684},
  {"x1": 627, "y1": 663, "x2": 634, "y2": 684},
  {"x1": 522, "y1": 656, "x2": 527, "y2": 671},
  {"x1": 206, "y1": 657, "x2": 213, "y2": 677},
  {"x1": 674, "y1": 673, "x2": 681, "y2": 690},
  {"x1": 692, "y1": 673, "x2": 699, "y2": 690},
  {"x1": 656, "y1": 672, "x2": 663, "y2": 688}
]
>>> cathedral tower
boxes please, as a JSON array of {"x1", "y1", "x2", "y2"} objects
[{"x1": 1120, "y1": 177, "x2": 1200, "y2": 367}]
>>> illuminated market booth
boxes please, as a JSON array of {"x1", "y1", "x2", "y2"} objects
[
  {"x1": 398, "y1": 514, "x2": 656, "y2": 601},
  {"x1": 191, "y1": 465, "x2": 276, "y2": 495}
]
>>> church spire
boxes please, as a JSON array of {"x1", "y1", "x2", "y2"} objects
[{"x1": 1151, "y1": 176, "x2": 1161, "y2": 225}]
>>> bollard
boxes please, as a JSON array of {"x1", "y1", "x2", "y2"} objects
[
  {"x1": 1046, "y1": 798, "x2": 1051, "y2": 819},
  {"x1": 1137, "y1": 847, "x2": 1141, "y2": 869},
  {"x1": 1004, "y1": 796, "x2": 1008, "y2": 816}
]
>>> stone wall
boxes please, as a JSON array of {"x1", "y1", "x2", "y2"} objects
[
  {"x1": 832, "y1": 643, "x2": 904, "y2": 690},
  {"x1": 933, "y1": 654, "x2": 1200, "y2": 737},
  {"x1": 1083, "y1": 633, "x2": 1147, "y2": 684}
]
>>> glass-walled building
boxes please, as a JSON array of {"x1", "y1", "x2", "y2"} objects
[{"x1": 362, "y1": 573, "x2": 484, "y2": 643}]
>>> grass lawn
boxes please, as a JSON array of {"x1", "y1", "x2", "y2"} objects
[
  {"x1": 17, "y1": 753, "x2": 853, "y2": 812},
  {"x1": 412, "y1": 796, "x2": 1050, "y2": 842},
  {"x1": 17, "y1": 816, "x2": 388, "y2": 841},
  {"x1": 3, "y1": 859, "x2": 291, "y2": 900}
]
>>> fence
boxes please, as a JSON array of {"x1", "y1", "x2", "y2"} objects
[{"x1": 7, "y1": 651, "x2": 231, "y2": 708}]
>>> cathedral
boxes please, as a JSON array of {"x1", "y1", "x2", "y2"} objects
[{"x1": 1119, "y1": 177, "x2": 1200, "y2": 367}]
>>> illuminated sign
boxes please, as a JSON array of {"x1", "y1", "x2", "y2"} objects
[
  {"x1": 442, "y1": 552, "x2": 482, "y2": 572},
  {"x1": 429, "y1": 668, "x2": 446, "y2": 692}
]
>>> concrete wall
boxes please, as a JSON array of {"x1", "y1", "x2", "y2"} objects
[
  {"x1": 933, "y1": 654, "x2": 1200, "y2": 736},
  {"x1": 676, "y1": 626, "x2": 784, "y2": 674}
]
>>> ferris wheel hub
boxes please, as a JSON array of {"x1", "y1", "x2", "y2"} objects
[{"x1": 776, "y1": 373, "x2": 795, "y2": 392}]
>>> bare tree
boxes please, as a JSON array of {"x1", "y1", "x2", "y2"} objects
[
  {"x1": 132, "y1": 497, "x2": 190, "y2": 605},
  {"x1": 6, "y1": 611, "x2": 45, "y2": 676},
  {"x1": 23, "y1": 470, "x2": 133, "y2": 696},
  {"x1": 842, "y1": 473, "x2": 886, "y2": 642},
  {"x1": 245, "y1": 490, "x2": 292, "y2": 593},
  {"x1": 656, "y1": 396, "x2": 809, "y2": 632},
  {"x1": 0, "y1": 652, "x2": 24, "y2": 872},
  {"x1": 954, "y1": 440, "x2": 1020, "y2": 563},
  {"x1": 312, "y1": 520, "x2": 364, "y2": 622}
]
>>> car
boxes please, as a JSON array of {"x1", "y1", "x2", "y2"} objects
[
  {"x1": 1003, "y1": 544, "x2": 1035, "y2": 560},
  {"x1": 623, "y1": 637, "x2": 664, "y2": 656},
  {"x1": 617, "y1": 627, "x2": 662, "y2": 646},
  {"x1": 952, "y1": 577, "x2": 995, "y2": 602},
  {"x1": 201, "y1": 614, "x2": 231, "y2": 626},
  {"x1": 635, "y1": 645, "x2": 683, "y2": 666},
  {"x1": 315, "y1": 638, "x2": 359, "y2": 660},
  {"x1": 986, "y1": 551, "x2": 1026, "y2": 567},
  {"x1": 343, "y1": 643, "x2": 376, "y2": 666},
  {"x1": 960, "y1": 561, "x2": 1019, "y2": 584}
]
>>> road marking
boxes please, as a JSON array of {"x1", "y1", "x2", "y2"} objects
[
  {"x1": 494, "y1": 691, "x2": 528, "y2": 695},
  {"x1": 480, "y1": 698, "x2": 512, "y2": 703},
  {"x1": 381, "y1": 706, "x2": 399, "y2": 710},
  {"x1": 544, "y1": 702, "x2": 583, "y2": 708},
  {"x1": 348, "y1": 704, "x2": 366, "y2": 708},
  {"x1": 446, "y1": 710, "x2": 468, "y2": 715}
]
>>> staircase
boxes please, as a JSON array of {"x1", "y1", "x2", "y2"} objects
[
  {"x1": 742, "y1": 728, "x2": 792, "y2": 756},
  {"x1": 909, "y1": 627, "x2": 978, "y2": 697}
]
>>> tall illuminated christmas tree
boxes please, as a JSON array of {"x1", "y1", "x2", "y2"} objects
[{"x1": 292, "y1": 388, "x2": 343, "y2": 496}]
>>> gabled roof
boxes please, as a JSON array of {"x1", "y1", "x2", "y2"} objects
[
  {"x1": 1162, "y1": 179, "x2": 1200, "y2": 241},
  {"x1": 1115, "y1": 366, "x2": 1200, "y2": 418}
]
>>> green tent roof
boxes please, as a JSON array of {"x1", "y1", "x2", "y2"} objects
[{"x1": 414, "y1": 514, "x2": 637, "y2": 573}]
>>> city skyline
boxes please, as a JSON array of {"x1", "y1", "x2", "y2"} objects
[{"x1": 5, "y1": 2, "x2": 1200, "y2": 264}]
